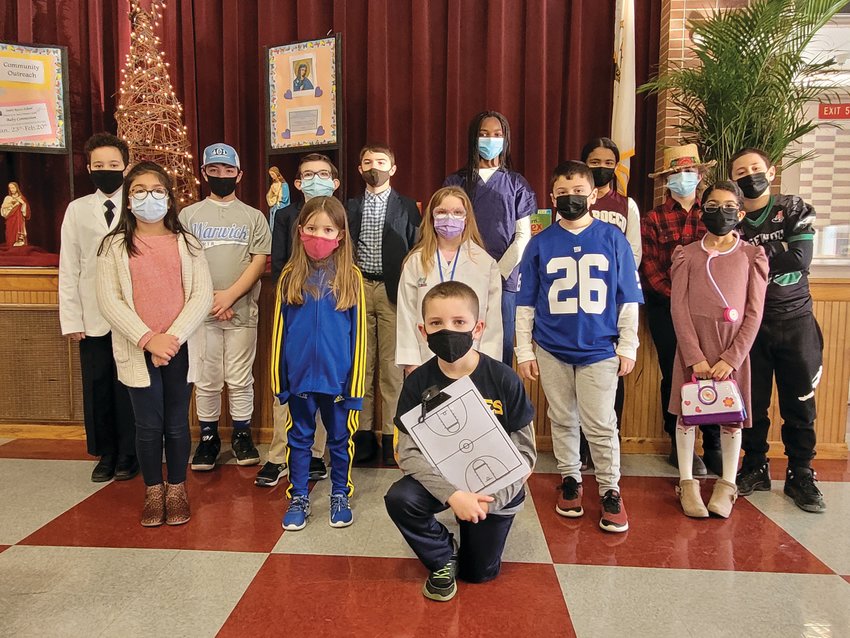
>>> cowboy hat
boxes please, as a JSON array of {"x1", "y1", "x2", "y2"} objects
[{"x1": 649, "y1": 143, "x2": 717, "y2": 178}]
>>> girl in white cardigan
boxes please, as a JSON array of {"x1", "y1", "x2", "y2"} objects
[
  {"x1": 396, "y1": 186, "x2": 502, "y2": 374},
  {"x1": 97, "y1": 161, "x2": 213, "y2": 527}
]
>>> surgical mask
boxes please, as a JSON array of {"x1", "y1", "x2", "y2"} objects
[
  {"x1": 666, "y1": 172, "x2": 701, "y2": 197},
  {"x1": 590, "y1": 167, "x2": 616, "y2": 188},
  {"x1": 555, "y1": 195, "x2": 589, "y2": 221},
  {"x1": 90, "y1": 170, "x2": 125, "y2": 195},
  {"x1": 207, "y1": 175, "x2": 237, "y2": 198},
  {"x1": 130, "y1": 197, "x2": 168, "y2": 223},
  {"x1": 300, "y1": 176, "x2": 336, "y2": 199},
  {"x1": 434, "y1": 217, "x2": 465, "y2": 239},
  {"x1": 426, "y1": 329, "x2": 474, "y2": 363},
  {"x1": 477, "y1": 137, "x2": 504, "y2": 161},
  {"x1": 736, "y1": 172, "x2": 770, "y2": 199},
  {"x1": 361, "y1": 168, "x2": 390, "y2": 188},
  {"x1": 300, "y1": 231, "x2": 339, "y2": 260}
]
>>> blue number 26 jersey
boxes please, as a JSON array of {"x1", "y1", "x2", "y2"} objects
[{"x1": 517, "y1": 218, "x2": 643, "y2": 365}]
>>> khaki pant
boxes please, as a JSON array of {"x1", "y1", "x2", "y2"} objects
[
  {"x1": 268, "y1": 397, "x2": 327, "y2": 465},
  {"x1": 359, "y1": 280, "x2": 403, "y2": 435},
  {"x1": 537, "y1": 347, "x2": 621, "y2": 494},
  {"x1": 194, "y1": 323, "x2": 257, "y2": 422}
]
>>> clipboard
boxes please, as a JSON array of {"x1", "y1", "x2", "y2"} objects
[{"x1": 398, "y1": 376, "x2": 530, "y2": 496}]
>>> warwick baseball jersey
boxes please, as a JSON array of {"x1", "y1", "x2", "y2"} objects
[
  {"x1": 179, "y1": 198, "x2": 272, "y2": 327},
  {"x1": 737, "y1": 194, "x2": 815, "y2": 319},
  {"x1": 517, "y1": 218, "x2": 643, "y2": 365}
]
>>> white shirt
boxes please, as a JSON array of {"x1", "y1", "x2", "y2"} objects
[
  {"x1": 59, "y1": 189, "x2": 123, "y2": 336},
  {"x1": 396, "y1": 241, "x2": 503, "y2": 367}
]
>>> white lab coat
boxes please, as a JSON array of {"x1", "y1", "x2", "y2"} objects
[{"x1": 395, "y1": 241, "x2": 503, "y2": 367}]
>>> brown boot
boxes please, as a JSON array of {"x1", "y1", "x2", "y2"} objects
[
  {"x1": 165, "y1": 482, "x2": 191, "y2": 525},
  {"x1": 141, "y1": 484, "x2": 165, "y2": 527},
  {"x1": 676, "y1": 479, "x2": 709, "y2": 518},
  {"x1": 707, "y1": 479, "x2": 738, "y2": 518}
]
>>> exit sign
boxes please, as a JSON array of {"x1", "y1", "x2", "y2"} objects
[{"x1": 819, "y1": 103, "x2": 850, "y2": 119}]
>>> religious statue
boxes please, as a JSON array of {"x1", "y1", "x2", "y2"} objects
[
  {"x1": 1, "y1": 182, "x2": 30, "y2": 247},
  {"x1": 266, "y1": 166, "x2": 290, "y2": 229}
]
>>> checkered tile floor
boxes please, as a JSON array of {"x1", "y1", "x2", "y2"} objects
[{"x1": 1, "y1": 437, "x2": 849, "y2": 637}]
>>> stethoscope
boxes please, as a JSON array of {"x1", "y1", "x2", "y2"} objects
[
  {"x1": 437, "y1": 249, "x2": 460, "y2": 282},
  {"x1": 702, "y1": 234, "x2": 740, "y2": 323}
]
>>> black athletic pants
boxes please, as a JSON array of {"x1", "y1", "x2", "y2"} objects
[{"x1": 743, "y1": 312, "x2": 823, "y2": 469}]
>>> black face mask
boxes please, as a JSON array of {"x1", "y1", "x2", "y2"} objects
[
  {"x1": 736, "y1": 172, "x2": 770, "y2": 199},
  {"x1": 701, "y1": 206, "x2": 741, "y2": 236},
  {"x1": 555, "y1": 195, "x2": 589, "y2": 221},
  {"x1": 361, "y1": 168, "x2": 391, "y2": 188},
  {"x1": 207, "y1": 175, "x2": 238, "y2": 198},
  {"x1": 590, "y1": 167, "x2": 615, "y2": 188},
  {"x1": 426, "y1": 329, "x2": 474, "y2": 363},
  {"x1": 90, "y1": 169, "x2": 125, "y2": 195}
]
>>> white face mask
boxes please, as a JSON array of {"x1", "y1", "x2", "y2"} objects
[{"x1": 130, "y1": 196, "x2": 168, "y2": 223}]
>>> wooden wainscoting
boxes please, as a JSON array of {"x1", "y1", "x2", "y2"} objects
[{"x1": 1, "y1": 269, "x2": 848, "y2": 459}]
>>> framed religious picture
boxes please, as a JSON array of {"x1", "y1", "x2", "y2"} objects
[
  {"x1": 265, "y1": 35, "x2": 341, "y2": 154},
  {"x1": 0, "y1": 41, "x2": 70, "y2": 153}
]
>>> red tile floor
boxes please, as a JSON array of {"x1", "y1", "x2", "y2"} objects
[{"x1": 0, "y1": 438, "x2": 848, "y2": 637}]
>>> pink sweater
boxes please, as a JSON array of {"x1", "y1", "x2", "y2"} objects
[{"x1": 128, "y1": 234, "x2": 185, "y2": 347}]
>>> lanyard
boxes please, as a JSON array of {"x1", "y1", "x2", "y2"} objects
[{"x1": 437, "y1": 249, "x2": 460, "y2": 282}]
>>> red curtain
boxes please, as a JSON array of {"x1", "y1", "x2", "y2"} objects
[{"x1": 1, "y1": 0, "x2": 661, "y2": 254}]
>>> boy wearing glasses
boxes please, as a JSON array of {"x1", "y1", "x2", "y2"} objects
[
  {"x1": 179, "y1": 143, "x2": 272, "y2": 471},
  {"x1": 260, "y1": 153, "x2": 341, "y2": 486},
  {"x1": 346, "y1": 144, "x2": 420, "y2": 465}
]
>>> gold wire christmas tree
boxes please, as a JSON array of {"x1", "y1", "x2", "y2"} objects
[{"x1": 115, "y1": 0, "x2": 198, "y2": 205}]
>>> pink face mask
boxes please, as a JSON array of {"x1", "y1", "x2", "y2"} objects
[
  {"x1": 300, "y1": 231, "x2": 339, "y2": 260},
  {"x1": 434, "y1": 217, "x2": 465, "y2": 239}
]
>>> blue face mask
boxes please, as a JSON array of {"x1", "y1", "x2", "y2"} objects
[
  {"x1": 477, "y1": 137, "x2": 504, "y2": 161},
  {"x1": 300, "y1": 176, "x2": 336, "y2": 199},
  {"x1": 130, "y1": 197, "x2": 168, "y2": 223},
  {"x1": 667, "y1": 172, "x2": 701, "y2": 197}
]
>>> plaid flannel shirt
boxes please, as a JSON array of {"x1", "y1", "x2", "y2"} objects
[{"x1": 640, "y1": 195, "x2": 705, "y2": 298}]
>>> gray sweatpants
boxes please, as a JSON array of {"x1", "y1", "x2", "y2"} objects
[{"x1": 537, "y1": 347, "x2": 621, "y2": 494}]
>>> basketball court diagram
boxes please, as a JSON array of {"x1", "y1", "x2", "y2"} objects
[{"x1": 399, "y1": 376, "x2": 530, "y2": 495}]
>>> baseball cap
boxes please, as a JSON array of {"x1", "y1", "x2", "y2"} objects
[{"x1": 202, "y1": 143, "x2": 240, "y2": 170}]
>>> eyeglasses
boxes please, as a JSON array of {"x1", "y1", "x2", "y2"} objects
[
  {"x1": 129, "y1": 186, "x2": 169, "y2": 201},
  {"x1": 300, "y1": 170, "x2": 332, "y2": 180},
  {"x1": 433, "y1": 208, "x2": 467, "y2": 220},
  {"x1": 703, "y1": 204, "x2": 740, "y2": 215}
]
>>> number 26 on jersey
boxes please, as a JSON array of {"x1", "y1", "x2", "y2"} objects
[{"x1": 547, "y1": 254, "x2": 608, "y2": 315}]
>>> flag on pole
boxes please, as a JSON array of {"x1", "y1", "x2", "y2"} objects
[{"x1": 611, "y1": 0, "x2": 636, "y2": 196}]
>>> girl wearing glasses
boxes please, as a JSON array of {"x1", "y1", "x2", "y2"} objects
[
  {"x1": 97, "y1": 161, "x2": 213, "y2": 527},
  {"x1": 396, "y1": 186, "x2": 502, "y2": 375},
  {"x1": 669, "y1": 181, "x2": 767, "y2": 519}
]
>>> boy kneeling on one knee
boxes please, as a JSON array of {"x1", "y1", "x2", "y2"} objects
[{"x1": 385, "y1": 281, "x2": 537, "y2": 602}]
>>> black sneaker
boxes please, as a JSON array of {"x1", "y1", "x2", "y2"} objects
[
  {"x1": 736, "y1": 460, "x2": 771, "y2": 496},
  {"x1": 423, "y1": 557, "x2": 457, "y2": 602},
  {"x1": 190, "y1": 435, "x2": 221, "y2": 471},
  {"x1": 309, "y1": 457, "x2": 329, "y2": 481},
  {"x1": 784, "y1": 467, "x2": 826, "y2": 513},
  {"x1": 255, "y1": 461, "x2": 287, "y2": 487},
  {"x1": 231, "y1": 430, "x2": 260, "y2": 466},
  {"x1": 701, "y1": 448, "x2": 724, "y2": 477}
]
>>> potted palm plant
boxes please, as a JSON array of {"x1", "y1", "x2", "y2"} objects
[{"x1": 639, "y1": 0, "x2": 848, "y2": 178}]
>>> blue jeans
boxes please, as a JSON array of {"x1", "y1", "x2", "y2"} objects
[
  {"x1": 126, "y1": 346, "x2": 191, "y2": 486},
  {"x1": 501, "y1": 289, "x2": 517, "y2": 367}
]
